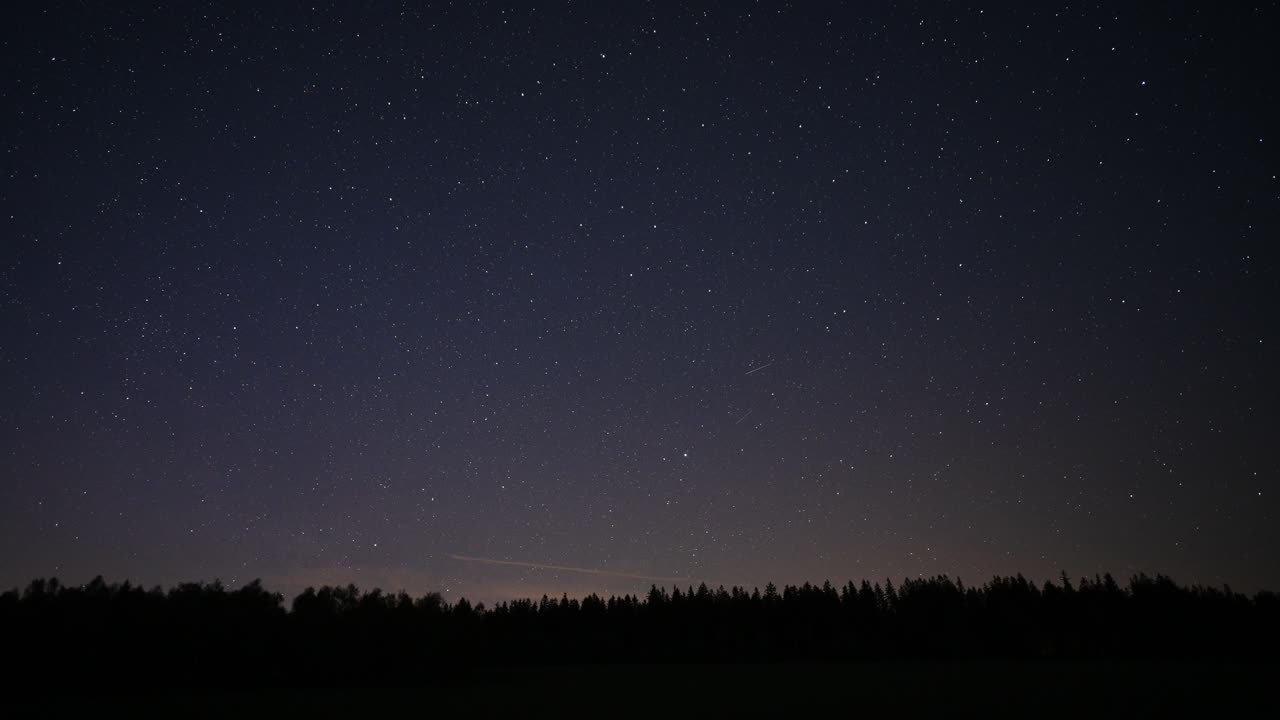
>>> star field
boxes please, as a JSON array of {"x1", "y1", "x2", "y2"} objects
[{"x1": 1, "y1": 3, "x2": 1276, "y2": 602}]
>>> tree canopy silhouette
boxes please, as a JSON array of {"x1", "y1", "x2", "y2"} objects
[{"x1": 2, "y1": 572, "x2": 1276, "y2": 687}]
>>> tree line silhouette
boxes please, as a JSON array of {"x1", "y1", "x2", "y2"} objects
[{"x1": 3, "y1": 573, "x2": 1276, "y2": 686}]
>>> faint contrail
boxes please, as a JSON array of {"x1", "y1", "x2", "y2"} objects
[
  {"x1": 735, "y1": 409, "x2": 753, "y2": 424},
  {"x1": 745, "y1": 361, "x2": 774, "y2": 375},
  {"x1": 446, "y1": 554, "x2": 688, "y2": 583}
]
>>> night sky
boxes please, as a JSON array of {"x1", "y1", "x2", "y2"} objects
[{"x1": 2, "y1": 3, "x2": 1276, "y2": 604}]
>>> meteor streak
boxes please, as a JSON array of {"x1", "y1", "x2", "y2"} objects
[{"x1": 447, "y1": 554, "x2": 687, "y2": 583}]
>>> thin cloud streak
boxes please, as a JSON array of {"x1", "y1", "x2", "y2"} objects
[{"x1": 447, "y1": 554, "x2": 688, "y2": 583}]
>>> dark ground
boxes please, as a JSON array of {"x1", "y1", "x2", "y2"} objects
[{"x1": 14, "y1": 661, "x2": 1277, "y2": 717}]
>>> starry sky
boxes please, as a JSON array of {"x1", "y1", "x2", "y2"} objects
[{"x1": 2, "y1": 2, "x2": 1277, "y2": 603}]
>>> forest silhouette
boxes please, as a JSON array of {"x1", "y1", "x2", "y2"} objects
[{"x1": 4, "y1": 573, "x2": 1277, "y2": 687}]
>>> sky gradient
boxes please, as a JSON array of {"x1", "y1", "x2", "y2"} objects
[{"x1": 2, "y1": 2, "x2": 1276, "y2": 603}]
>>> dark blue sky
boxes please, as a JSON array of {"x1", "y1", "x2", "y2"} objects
[{"x1": 2, "y1": 2, "x2": 1276, "y2": 602}]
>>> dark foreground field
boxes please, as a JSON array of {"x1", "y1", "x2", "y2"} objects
[{"x1": 14, "y1": 661, "x2": 1276, "y2": 717}]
